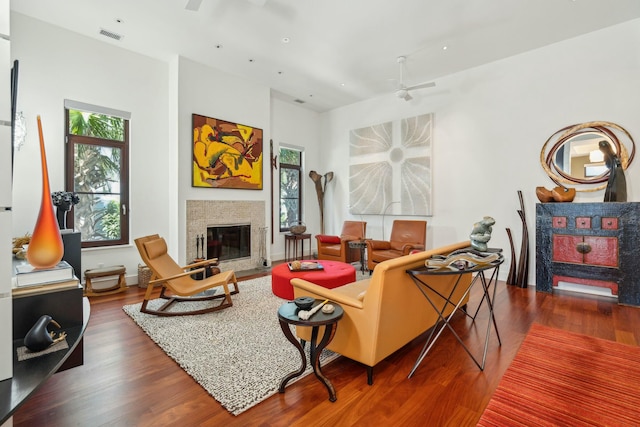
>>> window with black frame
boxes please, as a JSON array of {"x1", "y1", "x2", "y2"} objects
[
  {"x1": 64, "y1": 101, "x2": 130, "y2": 248},
  {"x1": 279, "y1": 147, "x2": 303, "y2": 232}
]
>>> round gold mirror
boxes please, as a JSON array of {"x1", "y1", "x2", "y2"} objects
[{"x1": 541, "y1": 121, "x2": 635, "y2": 192}]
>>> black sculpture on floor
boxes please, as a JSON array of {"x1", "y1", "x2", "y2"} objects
[{"x1": 506, "y1": 191, "x2": 529, "y2": 288}]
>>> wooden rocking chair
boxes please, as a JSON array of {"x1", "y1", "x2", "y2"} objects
[{"x1": 134, "y1": 234, "x2": 239, "y2": 316}]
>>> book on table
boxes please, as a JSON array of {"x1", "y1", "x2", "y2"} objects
[
  {"x1": 12, "y1": 277, "x2": 81, "y2": 296},
  {"x1": 15, "y1": 260, "x2": 75, "y2": 287}
]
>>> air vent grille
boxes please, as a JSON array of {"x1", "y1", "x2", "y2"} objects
[
  {"x1": 99, "y1": 28, "x2": 123, "y2": 41},
  {"x1": 293, "y1": 99, "x2": 305, "y2": 104}
]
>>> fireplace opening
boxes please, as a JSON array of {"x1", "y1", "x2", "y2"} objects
[{"x1": 207, "y1": 223, "x2": 251, "y2": 262}]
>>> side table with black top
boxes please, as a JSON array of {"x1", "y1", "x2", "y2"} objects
[
  {"x1": 277, "y1": 300, "x2": 344, "y2": 402},
  {"x1": 405, "y1": 251, "x2": 504, "y2": 378},
  {"x1": 348, "y1": 240, "x2": 368, "y2": 274}
]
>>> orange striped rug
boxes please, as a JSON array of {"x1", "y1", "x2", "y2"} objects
[{"x1": 477, "y1": 323, "x2": 640, "y2": 426}]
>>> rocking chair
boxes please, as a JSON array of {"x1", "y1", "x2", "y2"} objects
[{"x1": 134, "y1": 234, "x2": 239, "y2": 316}]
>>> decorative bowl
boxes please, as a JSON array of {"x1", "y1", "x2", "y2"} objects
[
  {"x1": 294, "y1": 296, "x2": 315, "y2": 310},
  {"x1": 289, "y1": 221, "x2": 306, "y2": 235}
]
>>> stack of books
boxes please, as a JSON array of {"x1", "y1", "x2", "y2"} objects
[{"x1": 13, "y1": 260, "x2": 80, "y2": 296}]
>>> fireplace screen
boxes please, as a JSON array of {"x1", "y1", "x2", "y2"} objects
[{"x1": 207, "y1": 224, "x2": 251, "y2": 261}]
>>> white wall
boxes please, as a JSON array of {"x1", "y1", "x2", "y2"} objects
[
  {"x1": 270, "y1": 97, "x2": 321, "y2": 260},
  {"x1": 11, "y1": 13, "x2": 171, "y2": 279},
  {"x1": 176, "y1": 57, "x2": 272, "y2": 265},
  {"x1": 319, "y1": 19, "x2": 640, "y2": 284}
]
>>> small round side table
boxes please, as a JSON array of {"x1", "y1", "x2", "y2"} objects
[{"x1": 277, "y1": 300, "x2": 344, "y2": 402}]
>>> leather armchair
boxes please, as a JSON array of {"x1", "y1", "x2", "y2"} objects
[
  {"x1": 315, "y1": 221, "x2": 366, "y2": 263},
  {"x1": 366, "y1": 220, "x2": 426, "y2": 271}
]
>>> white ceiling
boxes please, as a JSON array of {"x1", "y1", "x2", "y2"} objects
[{"x1": 11, "y1": 0, "x2": 640, "y2": 112}]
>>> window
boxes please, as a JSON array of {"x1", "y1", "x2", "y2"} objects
[
  {"x1": 279, "y1": 147, "x2": 302, "y2": 232},
  {"x1": 64, "y1": 101, "x2": 130, "y2": 248}
]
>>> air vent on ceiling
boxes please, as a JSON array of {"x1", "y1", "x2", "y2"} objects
[
  {"x1": 99, "y1": 28, "x2": 123, "y2": 41},
  {"x1": 294, "y1": 99, "x2": 305, "y2": 104}
]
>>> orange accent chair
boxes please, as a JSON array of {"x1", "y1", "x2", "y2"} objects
[
  {"x1": 366, "y1": 220, "x2": 426, "y2": 271},
  {"x1": 315, "y1": 221, "x2": 367, "y2": 263},
  {"x1": 134, "y1": 234, "x2": 238, "y2": 316}
]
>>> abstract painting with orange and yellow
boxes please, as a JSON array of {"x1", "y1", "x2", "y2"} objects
[{"x1": 192, "y1": 114, "x2": 263, "y2": 190}]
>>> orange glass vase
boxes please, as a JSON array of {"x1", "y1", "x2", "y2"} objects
[{"x1": 26, "y1": 116, "x2": 64, "y2": 269}]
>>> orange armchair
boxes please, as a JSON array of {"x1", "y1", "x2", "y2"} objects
[
  {"x1": 366, "y1": 220, "x2": 426, "y2": 271},
  {"x1": 315, "y1": 221, "x2": 367, "y2": 263}
]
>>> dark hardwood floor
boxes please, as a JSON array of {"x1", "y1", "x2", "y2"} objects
[{"x1": 12, "y1": 268, "x2": 640, "y2": 427}]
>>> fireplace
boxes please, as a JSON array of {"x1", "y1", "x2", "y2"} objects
[
  {"x1": 186, "y1": 200, "x2": 266, "y2": 272},
  {"x1": 207, "y1": 223, "x2": 251, "y2": 261}
]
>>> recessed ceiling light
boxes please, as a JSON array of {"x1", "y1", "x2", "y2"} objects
[
  {"x1": 215, "y1": 44, "x2": 223, "y2": 49},
  {"x1": 115, "y1": 18, "x2": 123, "y2": 24},
  {"x1": 442, "y1": 46, "x2": 448, "y2": 51},
  {"x1": 278, "y1": 71, "x2": 283, "y2": 75},
  {"x1": 249, "y1": 58, "x2": 255, "y2": 62},
  {"x1": 282, "y1": 37, "x2": 290, "y2": 43}
]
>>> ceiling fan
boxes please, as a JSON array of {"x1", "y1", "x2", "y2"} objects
[
  {"x1": 185, "y1": 0, "x2": 268, "y2": 11},
  {"x1": 394, "y1": 56, "x2": 435, "y2": 101}
]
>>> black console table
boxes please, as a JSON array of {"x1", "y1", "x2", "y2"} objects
[{"x1": 1, "y1": 293, "x2": 89, "y2": 424}]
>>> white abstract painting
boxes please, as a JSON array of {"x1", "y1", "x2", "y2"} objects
[{"x1": 349, "y1": 113, "x2": 433, "y2": 215}]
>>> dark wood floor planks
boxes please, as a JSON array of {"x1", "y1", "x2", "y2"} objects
[{"x1": 11, "y1": 271, "x2": 640, "y2": 427}]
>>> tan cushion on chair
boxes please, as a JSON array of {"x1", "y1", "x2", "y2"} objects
[{"x1": 144, "y1": 238, "x2": 168, "y2": 260}]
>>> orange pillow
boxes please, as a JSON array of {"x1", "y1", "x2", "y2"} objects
[{"x1": 317, "y1": 235, "x2": 341, "y2": 244}]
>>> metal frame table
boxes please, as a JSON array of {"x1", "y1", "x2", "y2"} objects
[
  {"x1": 278, "y1": 300, "x2": 344, "y2": 401},
  {"x1": 405, "y1": 252, "x2": 503, "y2": 378},
  {"x1": 348, "y1": 240, "x2": 368, "y2": 273}
]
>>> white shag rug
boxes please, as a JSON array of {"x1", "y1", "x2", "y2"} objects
[{"x1": 122, "y1": 275, "x2": 340, "y2": 416}]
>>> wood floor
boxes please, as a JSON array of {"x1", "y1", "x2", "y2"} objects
[{"x1": 11, "y1": 270, "x2": 640, "y2": 427}]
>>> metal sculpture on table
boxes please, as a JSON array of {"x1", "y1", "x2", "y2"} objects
[{"x1": 309, "y1": 170, "x2": 334, "y2": 235}]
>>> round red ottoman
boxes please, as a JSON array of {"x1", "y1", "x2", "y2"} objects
[{"x1": 271, "y1": 260, "x2": 356, "y2": 300}]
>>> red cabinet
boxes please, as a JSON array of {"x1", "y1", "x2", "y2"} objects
[
  {"x1": 536, "y1": 202, "x2": 640, "y2": 306},
  {"x1": 552, "y1": 235, "x2": 618, "y2": 267}
]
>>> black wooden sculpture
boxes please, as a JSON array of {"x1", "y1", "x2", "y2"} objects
[
  {"x1": 600, "y1": 140, "x2": 627, "y2": 202},
  {"x1": 506, "y1": 190, "x2": 529, "y2": 288}
]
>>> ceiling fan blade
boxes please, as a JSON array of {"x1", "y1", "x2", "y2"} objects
[
  {"x1": 406, "y1": 81, "x2": 436, "y2": 91},
  {"x1": 185, "y1": 0, "x2": 203, "y2": 11}
]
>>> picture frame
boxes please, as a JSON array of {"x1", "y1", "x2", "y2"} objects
[
  {"x1": 192, "y1": 114, "x2": 263, "y2": 190},
  {"x1": 348, "y1": 113, "x2": 434, "y2": 215}
]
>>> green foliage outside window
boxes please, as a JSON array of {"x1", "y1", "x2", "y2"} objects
[
  {"x1": 68, "y1": 109, "x2": 126, "y2": 244},
  {"x1": 279, "y1": 148, "x2": 302, "y2": 231}
]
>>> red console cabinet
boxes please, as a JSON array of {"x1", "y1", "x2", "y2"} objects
[{"x1": 536, "y1": 202, "x2": 640, "y2": 306}]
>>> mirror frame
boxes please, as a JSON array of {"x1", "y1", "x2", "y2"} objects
[{"x1": 540, "y1": 121, "x2": 636, "y2": 192}]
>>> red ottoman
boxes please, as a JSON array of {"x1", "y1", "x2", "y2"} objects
[{"x1": 271, "y1": 260, "x2": 356, "y2": 300}]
